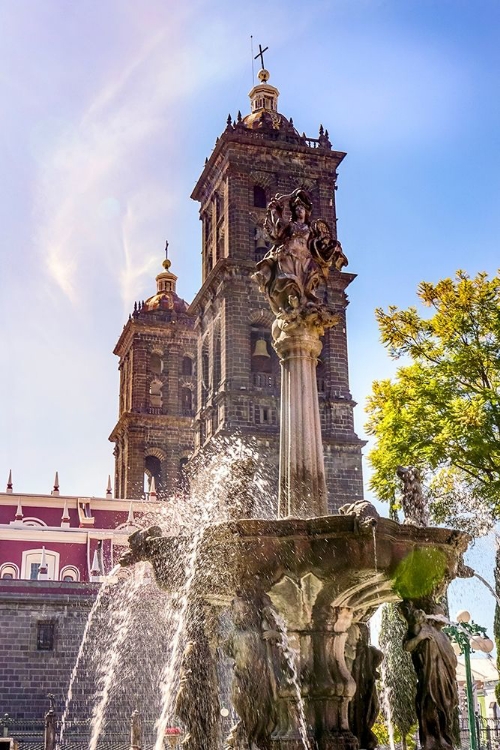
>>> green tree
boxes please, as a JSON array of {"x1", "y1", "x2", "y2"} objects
[
  {"x1": 366, "y1": 270, "x2": 500, "y2": 529},
  {"x1": 379, "y1": 604, "x2": 417, "y2": 750}
]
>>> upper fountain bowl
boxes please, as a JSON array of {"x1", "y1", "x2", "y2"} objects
[{"x1": 122, "y1": 514, "x2": 470, "y2": 618}]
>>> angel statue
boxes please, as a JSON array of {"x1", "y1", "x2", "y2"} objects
[{"x1": 253, "y1": 188, "x2": 347, "y2": 318}]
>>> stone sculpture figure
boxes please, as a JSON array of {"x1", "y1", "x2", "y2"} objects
[
  {"x1": 253, "y1": 188, "x2": 347, "y2": 518},
  {"x1": 338, "y1": 500, "x2": 380, "y2": 531},
  {"x1": 119, "y1": 526, "x2": 162, "y2": 567},
  {"x1": 224, "y1": 595, "x2": 276, "y2": 749},
  {"x1": 349, "y1": 624, "x2": 383, "y2": 750},
  {"x1": 400, "y1": 602, "x2": 458, "y2": 750},
  {"x1": 253, "y1": 188, "x2": 347, "y2": 318},
  {"x1": 261, "y1": 603, "x2": 303, "y2": 742},
  {"x1": 323, "y1": 607, "x2": 357, "y2": 735},
  {"x1": 397, "y1": 466, "x2": 429, "y2": 527}
]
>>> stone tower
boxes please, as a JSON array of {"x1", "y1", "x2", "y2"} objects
[
  {"x1": 189, "y1": 69, "x2": 364, "y2": 511},
  {"x1": 109, "y1": 249, "x2": 197, "y2": 499}
]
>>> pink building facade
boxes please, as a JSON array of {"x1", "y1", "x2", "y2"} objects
[{"x1": 0, "y1": 482, "x2": 155, "y2": 583}]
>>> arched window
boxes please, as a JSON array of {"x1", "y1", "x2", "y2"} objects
[
  {"x1": 204, "y1": 213, "x2": 213, "y2": 274},
  {"x1": 149, "y1": 378, "x2": 163, "y2": 409},
  {"x1": 145, "y1": 455, "x2": 162, "y2": 494},
  {"x1": 21, "y1": 549, "x2": 60, "y2": 580},
  {"x1": 201, "y1": 343, "x2": 210, "y2": 407},
  {"x1": 0, "y1": 563, "x2": 19, "y2": 579},
  {"x1": 60, "y1": 566, "x2": 80, "y2": 582},
  {"x1": 253, "y1": 185, "x2": 267, "y2": 208},
  {"x1": 214, "y1": 334, "x2": 222, "y2": 390},
  {"x1": 151, "y1": 353, "x2": 163, "y2": 375},
  {"x1": 317, "y1": 359, "x2": 326, "y2": 393},
  {"x1": 215, "y1": 192, "x2": 224, "y2": 222},
  {"x1": 182, "y1": 356, "x2": 193, "y2": 376},
  {"x1": 251, "y1": 328, "x2": 273, "y2": 374},
  {"x1": 179, "y1": 457, "x2": 189, "y2": 494},
  {"x1": 182, "y1": 388, "x2": 193, "y2": 416}
]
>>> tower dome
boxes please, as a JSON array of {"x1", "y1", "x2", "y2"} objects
[
  {"x1": 241, "y1": 69, "x2": 300, "y2": 135},
  {"x1": 141, "y1": 241, "x2": 188, "y2": 314}
]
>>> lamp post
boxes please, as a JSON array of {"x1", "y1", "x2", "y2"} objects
[{"x1": 444, "y1": 610, "x2": 494, "y2": 750}]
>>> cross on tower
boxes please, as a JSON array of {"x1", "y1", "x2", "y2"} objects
[
  {"x1": 165, "y1": 240, "x2": 169, "y2": 260},
  {"x1": 254, "y1": 43, "x2": 269, "y2": 70}
]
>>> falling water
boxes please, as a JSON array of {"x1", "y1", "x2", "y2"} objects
[
  {"x1": 153, "y1": 439, "x2": 260, "y2": 749},
  {"x1": 473, "y1": 571, "x2": 500, "y2": 607},
  {"x1": 265, "y1": 608, "x2": 312, "y2": 750},
  {"x1": 88, "y1": 568, "x2": 147, "y2": 750},
  {"x1": 380, "y1": 659, "x2": 396, "y2": 750},
  {"x1": 153, "y1": 527, "x2": 204, "y2": 749},
  {"x1": 372, "y1": 525, "x2": 378, "y2": 573},
  {"x1": 59, "y1": 565, "x2": 120, "y2": 746}
]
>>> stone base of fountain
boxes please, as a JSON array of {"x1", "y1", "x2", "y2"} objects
[{"x1": 122, "y1": 514, "x2": 470, "y2": 750}]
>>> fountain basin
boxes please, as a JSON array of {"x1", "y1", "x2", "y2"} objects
[
  {"x1": 121, "y1": 515, "x2": 470, "y2": 750},
  {"x1": 126, "y1": 516, "x2": 469, "y2": 609}
]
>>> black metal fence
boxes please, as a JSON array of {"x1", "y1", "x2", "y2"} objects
[
  {"x1": 4, "y1": 715, "x2": 500, "y2": 750},
  {"x1": 458, "y1": 717, "x2": 500, "y2": 750},
  {"x1": 0, "y1": 715, "x2": 182, "y2": 750},
  {"x1": 376, "y1": 718, "x2": 500, "y2": 750}
]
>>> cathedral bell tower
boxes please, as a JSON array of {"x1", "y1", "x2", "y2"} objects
[
  {"x1": 189, "y1": 67, "x2": 365, "y2": 510},
  {"x1": 109, "y1": 246, "x2": 197, "y2": 499}
]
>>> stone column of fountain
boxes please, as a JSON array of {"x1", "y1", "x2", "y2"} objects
[
  {"x1": 273, "y1": 315, "x2": 331, "y2": 517},
  {"x1": 253, "y1": 188, "x2": 346, "y2": 518}
]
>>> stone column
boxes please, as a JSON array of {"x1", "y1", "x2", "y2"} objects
[
  {"x1": 273, "y1": 315, "x2": 335, "y2": 518},
  {"x1": 44, "y1": 709, "x2": 56, "y2": 750},
  {"x1": 130, "y1": 709, "x2": 142, "y2": 750},
  {"x1": 252, "y1": 188, "x2": 345, "y2": 518}
]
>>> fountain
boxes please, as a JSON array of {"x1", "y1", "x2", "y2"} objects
[{"x1": 120, "y1": 189, "x2": 471, "y2": 750}]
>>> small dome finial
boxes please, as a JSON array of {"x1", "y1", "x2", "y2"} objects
[{"x1": 258, "y1": 68, "x2": 270, "y2": 83}]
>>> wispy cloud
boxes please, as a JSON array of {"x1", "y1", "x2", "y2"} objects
[{"x1": 32, "y1": 4, "x2": 246, "y2": 311}]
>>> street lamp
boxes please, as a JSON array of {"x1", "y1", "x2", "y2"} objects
[{"x1": 444, "y1": 610, "x2": 494, "y2": 750}]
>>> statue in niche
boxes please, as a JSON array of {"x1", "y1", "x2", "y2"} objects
[
  {"x1": 253, "y1": 189, "x2": 347, "y2": 319},
  {"x1": 349, "y1": 623, "x2": 383, "y2": 750},
  {"x1": 397, "y1": 466, "x2": 429, "y2": 526},
  {"x1": 400, "y1": 601, "x2": 458, "y2": 750},
  {"x1": 224, "y1": 595, "x2": 276, "y2": 749}
]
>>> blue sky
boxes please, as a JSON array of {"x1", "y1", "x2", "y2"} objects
[{"x1": 1, "y1": 0, "x2": 500, "y2": 622}]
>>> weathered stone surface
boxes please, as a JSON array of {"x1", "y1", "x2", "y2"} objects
[{"x1": 122, "y1": 518, "x2": 469, "y2": 750}]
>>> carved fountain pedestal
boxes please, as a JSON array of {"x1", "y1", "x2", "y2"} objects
[{"x1": 273, "y1": 312, "x2": 336, "y2": 519}]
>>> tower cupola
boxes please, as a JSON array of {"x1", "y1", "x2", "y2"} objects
[
  {"x1": 249, "y1": 68, "x2": 279, "y2": 114},
  {"x1": 240, "y1": 67, "x2": 299, "y2": 136},
  {"x1": 141, "y1": 241, "x2": 187, "y2": 314},
  {"x1": 155, "y1": 240, "x2": 177, "y2": 295}
]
